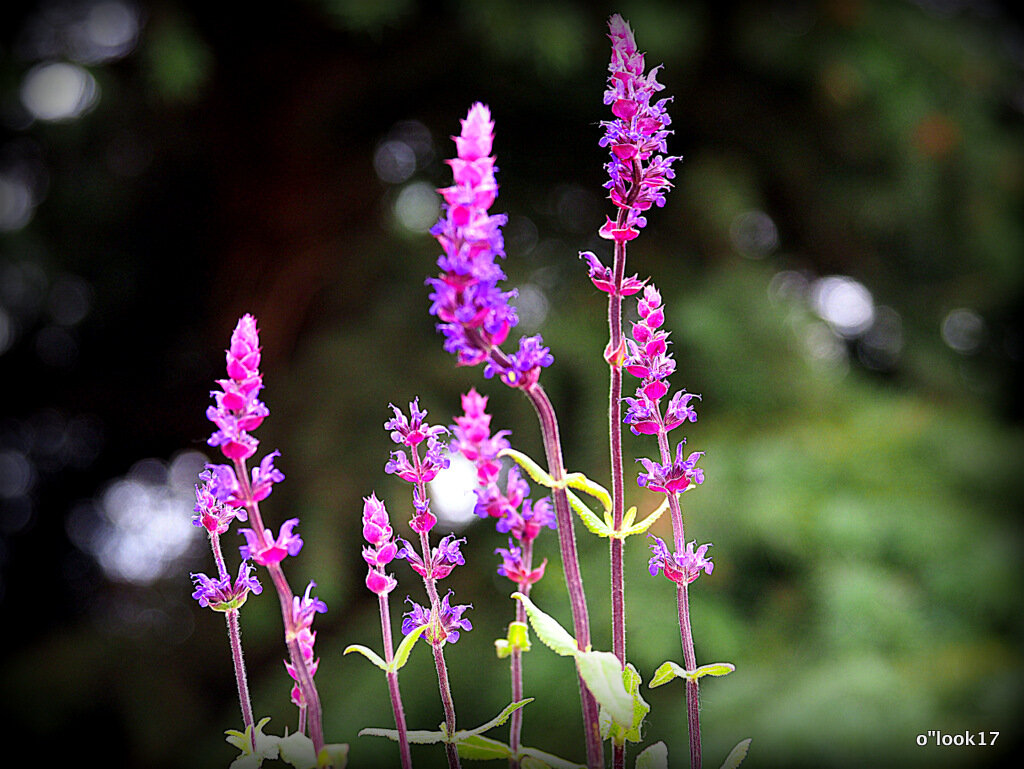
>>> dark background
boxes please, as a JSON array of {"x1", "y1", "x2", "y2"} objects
[{"x1": 1, "y1": 1, "x2": 1022, "y2": 767}]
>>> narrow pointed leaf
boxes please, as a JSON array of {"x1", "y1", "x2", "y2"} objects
[
  {"x1": 635, "y1": 741, "x2": 668, "y2": 769},
  {"x1": 576, "y1": 650, "x2": 633, "y2": 727},
  {"x1": 357, "y1": 727, "x2": 446, "y2": 744},
  {"x1": 622, "y1": 498, "x2": 669, "y2": 537},
  {"x1": 457, "y1": 699, "x2": 533, "y2": 738},
  {"x1": 499, "y1": 448, "x2": 558, "y2": 488},
  {"x1": 517, "y1": 746, "x2": 587, "y2": 769},
  {"x1": 563, "y1": 472, "x2": 612, "y2": 512},
  {"x1": 649, "y1": 660, "x2": 735, "y2": 687},
  {"x1": 456, "y1": 734, "x2": 513, "y2": 761},
  {"x1": 695, "y1": 662, "x2": 736, "y2": 679},
  {"x1": 566, "y1": 488, "x2": 614, "y2": 537},
  {"x1": 719, "y1": 738, "x2": 752, "y2": 769},
  {"x1": 388, "y1": 623, "x2": 427, "y2": 672},
  {"x1": 512, "y1": 592, "x2": 579, "y2": 656},
  {"x1": 649, "y1": 660, "x2": 686, "y2": 688},
  {"x1": 342, "y1": 644, "x2": 387, "y2": 672}
]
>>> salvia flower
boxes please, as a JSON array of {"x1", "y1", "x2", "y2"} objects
[
  {"x1": 396, "y1": 534, "x2": 466, "y2": 581},
  {"x1": 580, "y1": 250, "x2": 646, "y2": 297},
  {"x1": 495, "y1": 497, "x2": 555, "y2": 543},
  {"x1": 495, "y1": 539, "x2": 548, "y2": 586},
  {"x1": 402, "y1": 591, "x2": 473, "y2": 646},
  {"x1": 384, "y1": 400, "x2": 450, "y2": 486},
  {"x1": 206, "y1": 314, "x2": 269, "y2": 461},
  {"x1": 285, "y1": 581, "x2": 327, "y2": 707},
  {"x1": 192, "y1": 478, "x2": 245, "y2": 534},
  {"x1": 361, "y1": 493, "x2": 399, "y2": 595},
  {"x1": 191, "y1": 561, "x2": 262, "y2": 611},
  {"x1": 637, "y1": 441, "x2": 705, "y2": 494},
  {"x1": 385, "y1": 398, "x2": 448, "y2": 448},
  {"x1": 428, "y1": 103, "x2": 554, "y2": 386},
  {"x1": 599, "y1": 14, "x2": 680, "y2": 241},
  {"x1": 450, "y1": 388, "x2": 510, "y2": 485},
  {"x1": 239, "y1": 518, "x2": 303, "y2": 565},
  {"x1": 648, "y1": 536, "x2": 713, "y2": 585}
]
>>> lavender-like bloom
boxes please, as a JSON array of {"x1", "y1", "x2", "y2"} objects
[
  {"x1": 206, "y1": 314, "x2": 269, "y2": 461},
  {"x1": 192, "y1": 477, "x2": 246, "y2": 534},
  {"x1": 362, "y1": 493, "x2": 399, "y2": 596},
  {"x1": 495, "y1": 497, "x2": 555, "y2": 543},
  {"x1": 428, "y1": 103, "x2": 554, "y2": 387},
  {"x1": 648, "y1": 536, "x2": 713, "y2": 586},
  {"x1": 495, "y1": 539, "x2": 548, "y2": 586},
  {"x1": 580, "y1": 250, "x2": 646, "y2": 298},
  {"x1": 285, "y1": 581, "x2": 328, "y2": 708},
  {"x1": 450, "y1": 388, "x2": 509, "y2": 486},
  {"x1": 637, "y1": 441, "x2": 705, "y2": 495},
  {"x1": 599, "y1": 14, "x2": 679, "y2": 243},
  {"x1": 191, "y1": 561, "x2": 263, "y2": 611},
  {"x1": 402, "y1": 591, "x2": 473, "y2": 646},
  {"x1": 238, "y1": 518, "x2": 303, "y2": 565},
  {"x1": 396, "y1": 534, "x2": 466, "y2": 581}
]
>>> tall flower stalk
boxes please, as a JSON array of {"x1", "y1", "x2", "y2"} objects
[
  {"x1": 584, "y1": 14, "x2": 680, "y2": 769},
  {"x1": 386, "y1": 399, "x2": 470, "y2": 769},
  {"x1": 203, "y1": 314, "x2": 328, "y2": 755},
  {"x1": 428, "y1": 104, "x2": 603, "y2": 768}
]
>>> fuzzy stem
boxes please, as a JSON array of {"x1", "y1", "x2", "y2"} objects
[
  {"x1": 522, "y1": 382, "x2": 604, "y2": 769},
  {"x1": 508, "y1": 538, "x2": 533, "y2": 769},
  {"x1": 233, "y1": 459, "x2": 327, "y2": 760},
  {"x1": 380, "y1": 593, "x2": 413, "y2": 769},
  {"x1": 411, "y1": 449, "x2": 461, "y2": 769},
  {"x1": 209, "y1": 531, "x2": 256, "y2": 747},
  {"x1": 654, "y1": 432, "x2": 701, "y2": 769}
]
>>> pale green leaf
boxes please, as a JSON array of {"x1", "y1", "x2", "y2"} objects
[
  {"x1": 512, "y1": 592, "x2": 579, "y2": 656},
  {"x1": 278, "y1": 732, "x2": 317, "y2": 769},
  {"x1": 649, "y1": 660, "x2": 686, "y2": 688},
  {"x1": 695, "y1": 662, "x2": 736, "y2": 678},
  {"x1": 455, "y1": 734, "x2": 513, "y2": 761},
  {"x1": 622, "y1": 498, "x2": 669, "y2": 537},
  {"x1": 517, "y1": 746, "x2": 587, "y2": 769},
  {"x1": 342, "y1": 644, "x2": 387, "y2": 672},
  {"x1": 563, "y1": 471, "x2": 612, "y2": 512},
  {"x1": 388, "y1": 624, "x2": 427, "y2": 672},
  {"x1": 358, "y1": 727, "x2": 445, "y2": 744},
  {"x1": 317, "y1": 743, "x2": 349, "y2": 769},
  {"x1": 457, "y1": 699, "x2": 533, "y2": 739},
  {"x1": 635, "y1": 741, "x2": 668, "y2": 769},
  {"x1": 649, "y1": 660, "x2": 735, "y2": 687},
  {"x1": 577, "y1": 650, "x2": 633, "y2": 728},
  {"x1": 719, "y1": 738, "x2": 752, "y2": 769},
  {"x1": 599, "y1": 663, "x2": 648, "y2": 744}
]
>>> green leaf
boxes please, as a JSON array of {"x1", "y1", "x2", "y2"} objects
[
  {"x1": 512, "y1": 592, "x2": 579, "y2": 656},
  {"x1": 635, "y1": 741, "x2": 668, "y2": 769},
  {"x1": 563, "y1": 471, "x2": 612, "y2": 512},
  {"x1": 358, "y1": 727, "x2": 446, "y2": 744},
  {"x1": 317, "y1": 744, "x2": 349, "y2": 769},
  {"x1": 599, "y1": 663, "x2": 650, "y2": 745},
  {"x1": 520, "y1": 757, "x2": 551, "y2": 769},
  {"x1": 456, "y1": 734, "x2": 513, "y2": 761},
  {"x1": 388, "y1": 624, "x2": 427, "y2": 672},
  {"x1": 457, "y1": 699, "x2": 533, "y2": 739},
  {"x1": 576, "y1": 650, "x2": 633, "y2": 728},
  {"x1": 719, "y1": 738, "x2": 752, "y2": 769},
  {"x1": 278, "y1": 732, "x2": 317, "y2": 769},
  {"x1": 567, "y1": 488, "x2": 614, "y2": 537},
  {"x1": 342, "y1": 644, "x2": 387, "y2": 672},
  {"x1": 517, "y1": 746, "x2": 587, "y2": 769},
  {"x1": 499, "y1": 448, "x2": 558, "y2": 488},
  {"x1": 620, "y1": 498, "x2": 669, "y2": 537},
  {"x1": 226, "y1": 717, "x2": 281, "y2": 768},
  {"x1": 649, "y1": 660, "x2": 735, "y2": 687}
]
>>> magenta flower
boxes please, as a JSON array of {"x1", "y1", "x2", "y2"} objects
[
  {"x1": 648, "y1": 536, "x2": 713, "y2": 585},
  {"x1": 238, "y1": 518, "x2": 303, "y2": 565},
  {"x1": 495, "y1": 539, "x2": 548, "y2": 586},
  {"x1": 637, "y1": 441, "x2": 705, "y2": 494},
  {"x1": 402, "y1": 591, "x2": 473, "y2": 646},
  {"x1": 599, "y1": 14, "x2": 679, "y2": 241},
  {"x1": 385, "y1": 398, "x2": 448, "y2": 447},
  {"x1": 495, "y1": 497, "x2": 555, "y2": 543},
  {"x1": 428, "y1": 103, "x2": 554, "y2": 387},
  {"x1": 190, "y1": 561, "x2": 262, "y2": 611},
  {"x1": 580, "y1": 250, "x2": 646, "y2": 297},
  {"x1": 206, "y1": 314, "x2": 269, "y2": 461},
  {"x1": 396, "y1": 534, "x2": 466, "y2": 581},
  {"x1": 192, "y1": 478, "x2": 245, "y2": 534},
  {"x1": 450, "y1": 388, "x2": 510, "y2": 485}
]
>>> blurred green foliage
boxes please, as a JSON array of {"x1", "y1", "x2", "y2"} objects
[{"x1": 1, "y1": 1, "x2": 1022, "y2": 768}]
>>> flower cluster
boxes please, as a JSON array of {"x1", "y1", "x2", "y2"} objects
[
  {"x1": 599, "y1": 13, "x2": 679, "y2": 243},
  {"x1": 191, "y1": 561, "x2": 262, "y2": 611},
  {"x1": 239, "y1": 518, "x2": 303, "y2": 566},
  {"x1": 384, "y1": 399, "x2": 449, "y2": 533},
  {"x1": 452, "y1": 388, "x2": 554, "y2": 587},
  {"x1": 402, "y1": 591, "x2": 473, "y2": 646},
  {"x1": 397, "y1": 534, "x2": 466, "y2": 581},
  {"x1": 206, "y1": 314, "x2": 269, "y2": 461},
  {"x1": 580, "y1": 249, "x2": 646, "y2": 299},
  {"x1": 648, "y1": 536, "x2": 713, "y2": 586},
  {"x1": 286, "y1": 581, "x2": 328, "y2": 708},
  {"x1": 427, "y1": 102, "x2": 553, "y2": 388},
  {"x1": 192, "y1": 476, "x2": 245, "y2": 535},
  {"x1": 362, "y1": 493, "x2": 399, "y2": 596}
]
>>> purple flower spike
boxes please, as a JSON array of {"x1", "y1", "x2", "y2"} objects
[
  {"x1": 495, "y1": 539, "x2": 548, "y2": 586},
  {"x1": 580, "y1": 251, "x2": 646, "y2": 297},
  {"x1": 239, "y1": 518, "x2": 303, "y2": 565},
  {"x1": 599, "y1": 14, "x2": 679, "y2": 239},
  {"x1": 385, "y1": 398, "x2": 448, "y2": 447},
  {"x1": 648, "y1": 536, "x2": 713, "y2": 585},
  {"x1": 206, "y1": 314, "x2": 270, "y2": 461},
  {"x1": 191, "y1": 561, "x2": 263, "y2": 611},
  {"x1": 192, "y1": 477, "x2": 245, "y2": 534}
]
